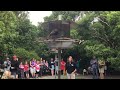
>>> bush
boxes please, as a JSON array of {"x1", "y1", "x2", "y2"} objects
[
  {"x1": 28, "y1": 51, "x2": 40, "y2": 60},
  {"x1": 14, "y1": 48, "x2": 29, "y2": 60},
  {"x1": 14, "y1": 48, "x2": 40, "y2": 61}
]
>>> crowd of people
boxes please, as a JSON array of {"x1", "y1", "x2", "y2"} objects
[
  {"x1": 0, "y1": 55, "x2": 68, "y2": 79},
  {"x1": 0, "y1": 54, "x2": 107, "y2": 79}
]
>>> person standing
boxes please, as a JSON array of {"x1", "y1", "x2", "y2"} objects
[
  {"x1": 40, "y1": 60, "x2": 43, "y2": 77},
  {"x1": 3, "y1": 58, "x2": 11, "y2": 78},
  {"x1": 45, "y1": 61, "x2": 49, "y2": 68},
  {"x1": 24, "y1": 61, "x2": 29, "y2": 79},
  {"x1": 76, "y1": 60, "x2": 80, "y2": 75},
  {"x1": 35, "y1": 61, "x2": 40, "y2": 78},
  {"x1": 66, "y1": 56, "x2": 77, "y2": 79},
  {"x1": 43, "y1": 60, "x2": 46, "y2": 75},
  {"x1": 98, "y1": 59, "x2": 105, "y2": 79},
  {"x1": 3, "y1": 58, "x2": 11, "y2": 71},
  {"x1": 50, "y1": 58, "x2": 55, "y2": 76},
  {"x1": 54, "y1": 58, "x2": 58, "y2": 75},
  {"x1": 30, "y1": 59, "x2": 36, "y2": 78},
  {"x1": 10, "y1": 56, "x2": 19, "y2": 79},
  {"x1": 19, "y1": 62, "x2": 24, "y2": 79},
  {"x1": 45, "y1": 61, "x2": 50, "y2": 75},
  {"x1": 60, "y1": 59, "x2": 66, "y2": 75},
  {"x1": 90, "y1": 56, "x2": 99, "y2": 79}
]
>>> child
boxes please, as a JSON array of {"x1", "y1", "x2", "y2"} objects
[
  {"x1": 35, "y1": 61, "x2": 40, "y2": 78},
  {"x1": 24, "y1": 61, "x2": 29, "y2": 79},
  {"x1": 19, "y1": 62, "x2": 24, "y2": 79}
]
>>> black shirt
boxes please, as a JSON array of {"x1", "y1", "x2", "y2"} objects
[
  {"x1": 10, "y1": 60, "x2": 19, "y2": 72},
  {"x1": 50, "y1": 62, "x2": 55, "y2": 68},
  {"x1": 66, "y1": 62, "x2": 77, "y2": 74}
]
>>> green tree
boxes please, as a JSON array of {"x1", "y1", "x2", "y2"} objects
[
  {"x1": 14, "y1": 48, "x2": 40, "y2": 61},
  {"x1": 0, "y1": 11, "x2": 18, "y2": 57},
  {"x1": 76, "y1": 11, "x2": 120, "y2": 70},
  {"x1": 44, "y1": 11, "x2": 81, "y2": 21}
]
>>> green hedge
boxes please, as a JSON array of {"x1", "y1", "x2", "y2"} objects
[{"x1": 14, "y1": 48, "x2": 40, "y2": 61}]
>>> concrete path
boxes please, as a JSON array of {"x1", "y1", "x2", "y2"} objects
[{"x1": 34, "y1": 74, "x2": 120, "y2": 79}]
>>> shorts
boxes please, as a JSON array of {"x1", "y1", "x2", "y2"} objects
[
  {"x1": 55, "y1": 66, "x2": 58, "y2": 71},
  {"x1": 36, "y1": 70, "x2": 40, "y2": 74},
  {"x1": 51, "y1": 65, "x2": 54, "y2": 70},
  {"x1": 67, "y1": 73, "x2": 75, "y2": 79},
  {"x1": 30, "y1": 67, "x2": 36, "y2": 74},
  {"x1": 99, "y1": 67, "x2": 104, "y2": 73}
]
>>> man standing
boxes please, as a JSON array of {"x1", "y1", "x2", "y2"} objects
[
  {"x1": 66, "y1": 56, "x2": 77, "y2": 79},
  {"x1": 90, "y1": 56, "x2": 99, "y2": 79},
  {"x1": 10, "y1": 56, "x2": 19, "y2": 79}
]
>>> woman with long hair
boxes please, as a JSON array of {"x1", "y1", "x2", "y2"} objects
[
  {"x1": 66, "y1": 56, "x2": 77, "y2": 79},
  {"x1": 98, "y1": 59, "x2": 105, "y2": 79},
  {"x1": 50, "y1": 58, "x2": 55, "y2": 76},
  {"x1": 30, "y1": 58, "x2": 36, "y2": 78},
  {"x1": 19, "y1": 62, "x2": 24, "y2": 79}
]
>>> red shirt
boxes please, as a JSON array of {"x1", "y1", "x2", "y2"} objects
[
  {"x1": 61, "y1": 61, "x2": 66, "y2": 70},
  {"x1": 24, "y1": 64, "x2": 29, "y2": 71}
]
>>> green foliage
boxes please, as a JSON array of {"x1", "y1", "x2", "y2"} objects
[
  {"x1": 44, "y1": 11, "x2": 81, "y2": 21},
  {"x1": 14, "y1": 48, "x2": 29, "y2": 60},
  {"x1": 84, "y1": 40, "x2": 112, "y2": 58},
  {"x1": 0, "y1": 11, "x2": 18, "y2": 56},
  {"x1": 28, "y1": 51, "x2": 40, "y2": 60},
  {"x1": 35, "y1": 43, "x2": 51, "y2": 60},
  {"x1": 14, "y1": 48, "x2": 40, "y2": 61},
  {"x1": 70, "y1": 29, "x2": 81, "y2": 39},
  {"x1": 43, "y1": 11, "x2": 120, "y2": 70},
  {"x1": 0, "y1": 11, "x2": 120, "y2": 71},
  {"x1": 76, "y1": 11, "x2": 120, "y2": 70}
]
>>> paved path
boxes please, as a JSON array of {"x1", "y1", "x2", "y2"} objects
[{"x1": 35, "y1": 74, "x2": 120, "y2": 79}]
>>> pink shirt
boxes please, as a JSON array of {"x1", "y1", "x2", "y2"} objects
[
  {"x1": 35, "y1": 64, "x2": 40, "y2": 71},
  {"x1": 19, "y1": 64, "x2": 24, "y2": 69},
  {"x1": 45, "y1": 63, "x2": 48, "y2": 67}
]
